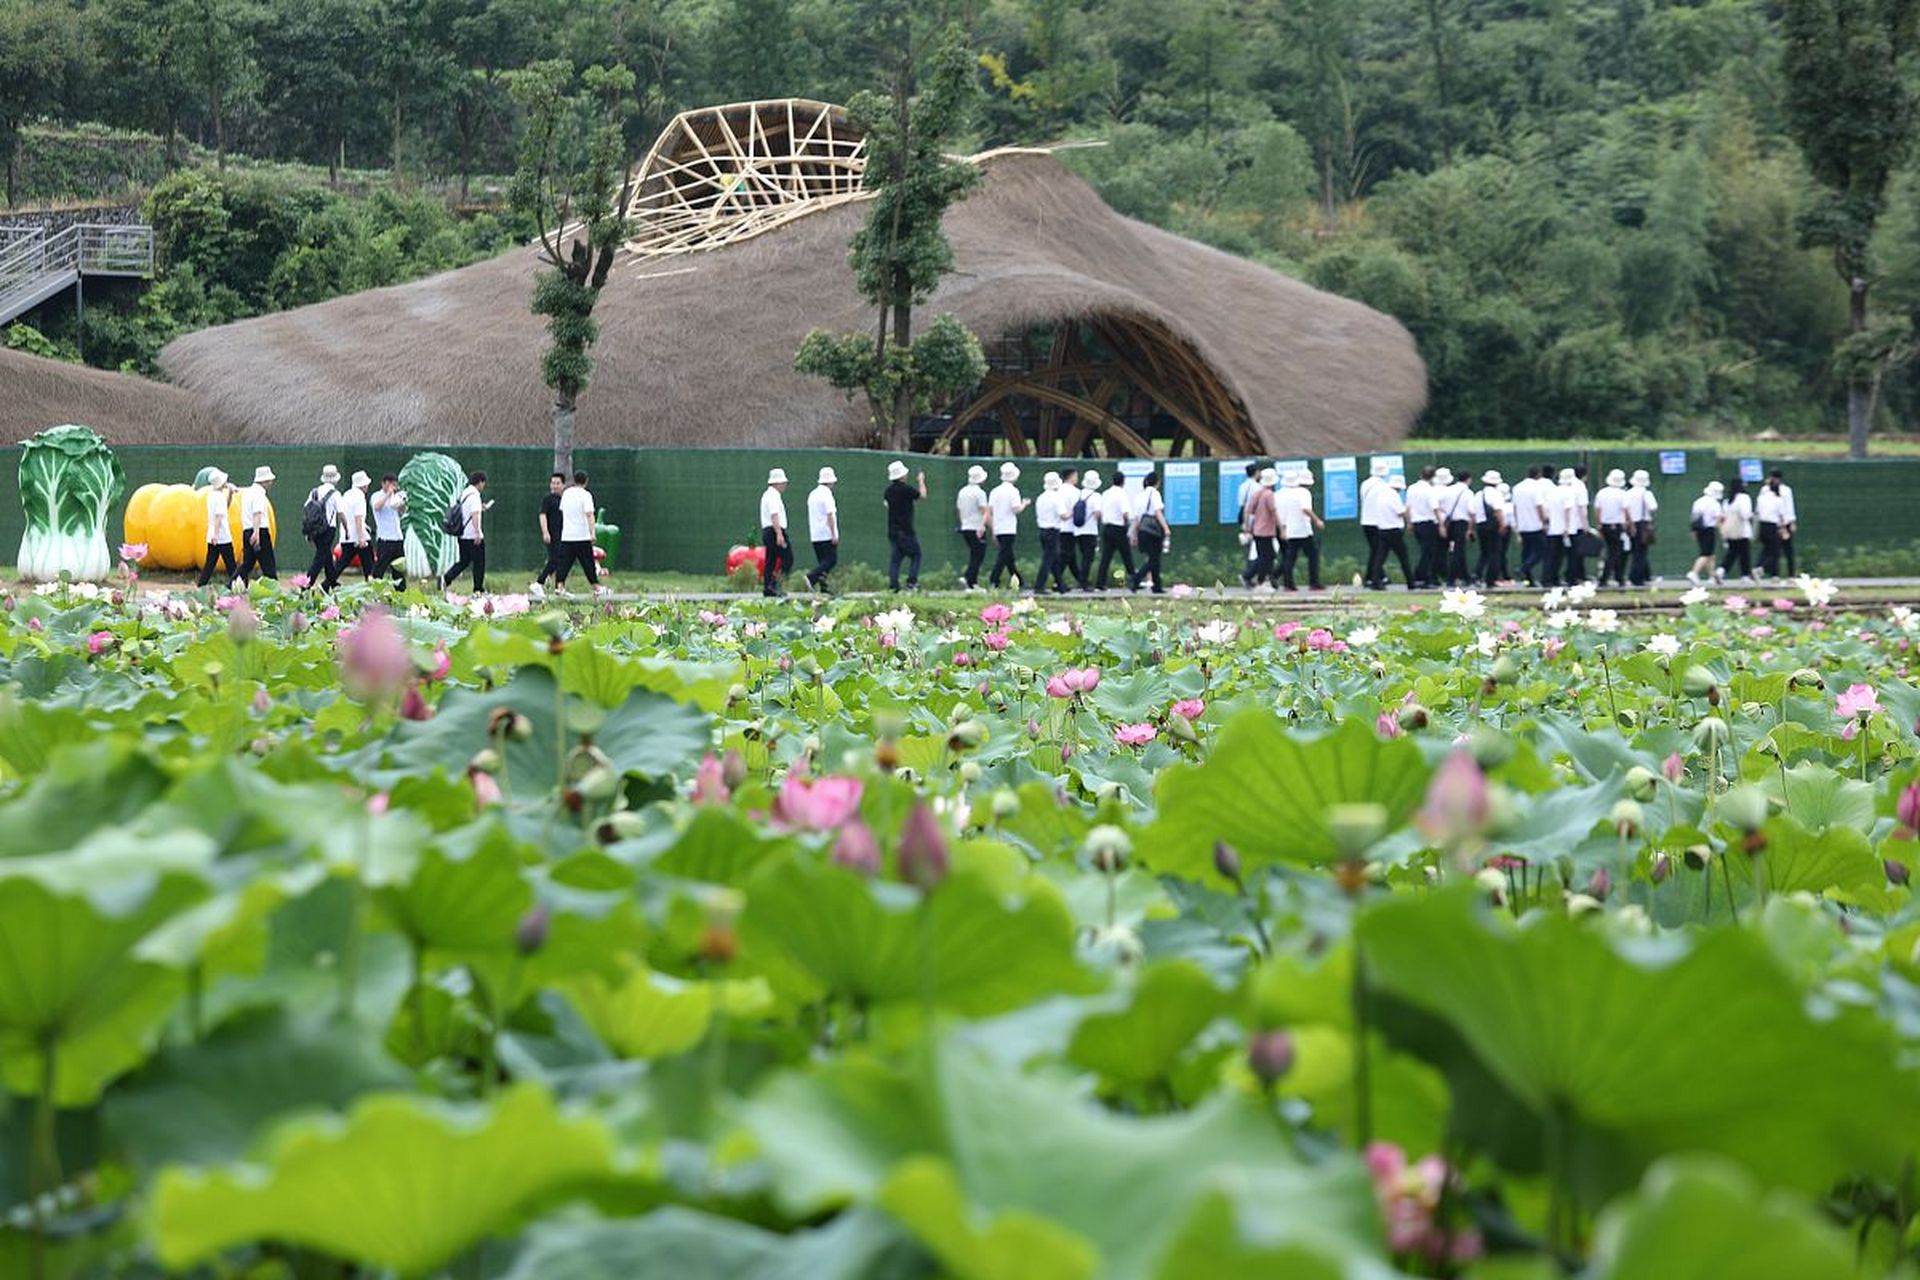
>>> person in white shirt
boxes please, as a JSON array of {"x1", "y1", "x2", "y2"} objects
[
  {"x1": 1594, "y1": 468, "x2": 1631, "y2": 588},
  {"x1": 1358, "y1": 458, "x2": 1390, "y2": 587},
  {"x1": 1129, "y1": 472, "x2": 1171, "y2": 593},
  {"x1": 1074, "y1": 471, "x2": 1103, "y2": 589},
  {"x1": 371, "y1": 473, "x2": 408, "y2": 584},
  {"x1": 987, "y1": 462, "x2": 1028, "y2": 589},
  {"x1": 440, "y1": 469, "x2": 491, "y2": 593},
  {"x1": 1717, "y1": 477, "x2": 1754, "y2": 582},
  {"x1": 1432, "y1": 466, "x2": 1472, "y2": 587},
  {"x1": 758, "y1": 467, "x2": 791, "y2": 598},
  {"x1": 1756, "y1": 469, "x2": 1797, "y2": 577},
  {"x1": 1034, "y1": 471, "x2": 1067, "y2": 594},
  {"x1": 1686, "y1": 480, "x2": 1724, "y2": 585},
  {"x1": 1236, "y1": 461, "x2": 1264, "y2": 586},
  {"x1": 1055, "y1": 468, "x2": 1091, "y2": 591},
  {"x1": 805, "y1": 466, "x2": 839, "y2": 594},
  {"x1": 195, "y1": 468, "x2": 237, "y2": 588},
  {"x1": 325, "y1": 470, "x2": 377, "y2": 588},
  {"x1": 955, "y1": 465, "x2": 989, "y2": 589},
  {"x1": 1094, "y1": 471, "x2": 1139, "y2": 589},
  {"x1": 1362, "y1": 467, "x2": 1412, "y2": 589},
  {"x1": 1475, "y1": 470, "x2": 1509, "y2": 586},
  {"x1": 1625, "y1": 469, "x2": 1658, "y2": 586},
  {"x1": 1512, "y1": 465, "x2": 1550, "y2": 585},
  {"x1": 1405, "y1": 465, "x2": 1441, "y2": 587},
  {"x1": 552, "y1": 470, "x2": 604, "y2": 592},
  {"x1": 238, "y1": 465, "x2": 277, "y2": 582},
  {"x1": 1563, "y1": 465, "x2": 1593, "y2": 585},
  {"x1": 1277, "y1": 468, "x2": 1326, "y2": 590},
  {"x1": 301, "y1": 464, "x2": 342, "y2": 588}
]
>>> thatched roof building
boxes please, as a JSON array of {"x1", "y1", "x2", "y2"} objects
[
  {"x1": 0, "y1": 347, "x2": 221, "y2": 445},
  {"x1": 8, "y1": 103, "x2": 1426, "y2": 457}
]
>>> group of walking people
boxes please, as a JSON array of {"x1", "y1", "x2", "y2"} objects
[
  {"x1": 1236, "y1": 464, "x2": 1329, "y2": 590},
  {"x1": 1684, "y1": 469, "x2": 1798, "y2": 584}
]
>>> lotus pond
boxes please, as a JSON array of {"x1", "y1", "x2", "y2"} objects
[{"x1": 5, "y1": 576, "x2": 1920, "y2": 1279}]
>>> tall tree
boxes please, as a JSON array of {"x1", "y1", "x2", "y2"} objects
[
  {"x1": 794, "y1": 21, "x2": 988, "y2": 451},
  {"x1": 508, "y1": 58, "x2": 640, "y2": 475},
  {"x1": 179, "y1": 0, "x2": 257, "y2": 169},
  {"x1": 254, "y1": 0, "x2": 373, "y2": 181},
  {"x1": 0, "y1": 0, "x2": 81, "y2": 206},
  {"x1": 1782, "y1": 0, "x2": 1920, "y2": 456},
  {"x1": 87, "y1": 0, "x2": 195, "y2": 170}
]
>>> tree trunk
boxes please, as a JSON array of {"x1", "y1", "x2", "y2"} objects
[
  {"x1": 552, "y1": 393, "x2": 576, "y2": 477},
  {"x1": 888, "y1": 287, "x2": 914, "y2": 452},
  {"x1": 1849, "y1": 276, "x2": 1870, "y2": 459},
  {"x1": 164, "y1": 113, "x2": 180, "y2": 170},
  {"x1": 4, "y1": 148, "x2": 14, "y2": 209},
  {"x1": 392, "y1": 86, "x2": 404, "y2": 184},
  {"x1": 213, "y1": 88, "x2": 226, "y2": 170}
]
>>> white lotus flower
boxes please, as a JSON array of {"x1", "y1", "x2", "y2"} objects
[
  {"x1": 1196, "y1": 620, "x2": 1239, "y2": 646},
  {"x1": 1567, "y1": 581, "x2": 1598, "y2": 604},
  {"x1": 1645, "y1": 633, "x2": 1682, "y2": 658},
  {"x1": 1474, "y1": 631, "x2": 1501, "y2": 657},
  {"x1": 1046, "y1": 619, "x2": 1074, "y2": 636},
  {"x1": 1439, "y1": 588, "x2": 1486, "y2": 620},
  {"x1": 1539, "y1": 587, "x2": 1566, "y2": 610},
  {"x1": 873, "y1": 607, "x2": 915, "y2": 634},
  {"x1": 1891, "y1": 605, "x2": 1917, "y2": 633},
  {"x1": 1347, "y1": 626, "x2": 1379, "y2": 647},
  {"x1": 1680, "y1": 586, "x2": 1710, "y2": 606},
  {"x1": 1795, "y1": 574, "x2": 1837, "y2": 608},
  {"x1": 813, "y1": 615, "x2": 836, "y2": 635},
  {"x1": 1544, "y1": 609, "x2": 1579, "y2": 631},
  {"x1": 1585, "y1": 608, "x2": 1621, "y2": 633}
]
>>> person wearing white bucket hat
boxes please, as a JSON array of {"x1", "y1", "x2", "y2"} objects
[
  {"x1": 805, "y1": 467, "x2": 840, "y2": 593},
  {"x1": 1277, "y1": 467, "x2": 1325, "y2": 590},
  {"x1": 759, "y1": 468, "x2": 791, "y2": 597},
  {"x1": 299, "y1": 464, "x2": 343, "y2": 588},
  {"x1": 325, "y1": 469, "x2": 377, "y2": 588},
  {"x1": 1034, "y1": 471, "x2": 1068, "y2": 593},
  {"x1": 1054, "y1": 466, "x2": 1090, "y2": 591},
  {"x1": 955, "y1": 464, "x2": 989, "y2": 588},
  {"x1": 238, "y1": 465, "x2": 277, "y2": 582},
  {"x1": 883, "y1": 460, "x2": 927, "y2": 591},
  {"x1": 1362, "y1": 466, "x2": 1411, "y2": 589},
  {"x1": 1594, "y1": 468, "x2": 1631, "y2": 588},
  {"x1": 195, "y1": 468, "x2": 238, "y2": 588},
  {"x1": 1243, "y1": 467, "x2": 1281, "y2": 588},
  {"x1": 1073, "y1": 470, "x2": 1101, "y2": 588},
  {"x1": 1686, "y1": 479, "x2": 1724, "y2": 584},
  {"x1": 1476, "y1": 470, "x2": 1510, "y2": 586},
  {"x1": 1625, "y1": 469, "x2": 1658, "y2": 585},
  {"x1": 987, "y1": 461, "x2": 1028, "y2": 589}
]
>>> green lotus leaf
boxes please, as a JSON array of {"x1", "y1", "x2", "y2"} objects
[
  {"x1": 499, "y1": 1206, "x2": 911, "y2": 1280},
  {"x1": 149, "y1": 1083, "x2": 615, "y2": 1276},
  {"x1": 1139, "y1": 714, "x2": 1430, "y2": 881},
  {"x1": 1066, "y1": 960, "x2": 1230, "y2": 1088},
  {"x1": 1588, "y1": 1157, "x2": 1857, "y2": 1280},
  {"x1": 560, "y1": 963, "x2": 771, "y2": 1059}
]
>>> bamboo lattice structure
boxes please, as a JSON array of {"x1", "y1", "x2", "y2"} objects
[{"x1": 624, "y1": 100, "x2": 869, "y2": 259}]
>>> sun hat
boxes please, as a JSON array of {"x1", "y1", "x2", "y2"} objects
[
  {"x1": 1482, "y1": 469, "x2": 1503, "y2": 486},
  {"x1": 319, "y1": 464, "x2": 340, "y2": 484},
  {"x1": 350, "y1": 469, "x2": 370, "y2": 489},
  {"x1": 1043, "y1": 471, "x2": 1060, "y2": 490},
  {"x1": 1258, "y1": 468, "x2": 1277, "y2": 487},
  {"x1": 1630, "y1": 469, "x2": 1650, "y2": 487},
  {"x1": 1370, "y1": 457, "x2": 1392, "y2": 476},
  {"x1": 967, "y1": 465, "x2": 987, "y2": 484},
  {"x1": 767, "y1": 468, "x2": 788, "y2": 485},
  {"x1": 886, "y1": 460, "x2": 907, "y2": 480},
  {"x1": 1298, "y1": 468, "x2": 1314, "y2": 486},
  {"x1": 1606, "y1": 468, "x2": 1626, "y2": 487},
  {"x1": 206, "y1": 467, "x2": 229, "y2": 488},
  {"x1": 1433, "y1": 467, "x2": 1453, "y2": 486},
  {"x1": 1389, "y1": 475, "x2": 1405, "y2": 490},
  {"x1": 1558, "y1": 468, "x2": 1576, "y2": 483},
  {"x1": 818, "y1": 466, "x2": 838, "y2": 485},
  {"x1": 1705, "y1": 480, "x2": 1724, "y2": 497},
  {"x1": 253, "y1": 466, "x2": 276, "y2": 484},
  {"x1": 1000, "y1": 462, "x2": 1020, "y2": 482},
  {"x1": 1083, "y1": 471, "x2": 1101, "y2": 490}
]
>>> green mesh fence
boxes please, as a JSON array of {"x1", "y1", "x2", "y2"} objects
[{"x1": 0, "y1": 440, "x2": 1911, "y2": 582}]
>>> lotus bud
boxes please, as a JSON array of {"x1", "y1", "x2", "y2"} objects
[
  {"x1": 288, "y1": 610, "x2": 309, "y2": 634},
  {"x1": 1026, "y1": 718, "x2": 1041, "y2": 740},
  {"x1": 778, "y1": 655, "x2": 793, "y2": 673},
  {"x1": 1692, "y1": 717, "x2": 1729, "y2": 751},
  {"x1": 719, "y1": 750, "x2": 748, "y2": 791},
  {"x1": 1651, "y1": 852, "x2": 1672, "y2": 883},
  {"x1": 1885, "y1": 859, "x2": 1911, "y2": 886},
  {"x1": 1213, "y1": 840, "x2": 1243, "y2": 884},
  {"x1": 1061, "y1": 742, "x2": 1075, "y2": 763},
  {"x1": 1415, "y1": 752, "x2": 1488, "y2": 846},
  {"x1": 469, "y1": 747, "x2": 503, "y2": 773},
  {"x1": 228, "y1": 599, "x2": 259, "y2": 644},
  {"x1": 1898, "y1": 782, "x2": 1920, "y2": 833},
  {"x1": 1681, "y1": 665, "x2": 1716, "y2": 697},
  {"x1": 1611, "y1": 799, "x2": 1644, "y2": 838},
  {"x1": 1397, "y1": 703, "x2": 1430, "y2": 731},
  {"x1": 1085, "y1": 824, "x2": 1133, "y2": 873},
  {"x1": 958, "y1": 761, "x2": 981, "y2": 784},
  {"x1": 1586, "y1": 866, "x2": 1612, "y2": 900},
  {"x1": 991, "y1": 789, "x2": 1020, "y2": 821},
  {"x1": 1624, "y1": 766, "x2": 1657, "y2": 802},
  {"x1": 948, "y1": 719, "x2": 988, "y2": 750},
  {"x1": 1490, "y1": 654, "x2": 1520, "y2": 686},
  {"x1": 514, "y1": 903, "x2": 551, "y2": 955},
  {"x1": 1662, "y1": 752, "x2": 1685, "y2": 784},
  {"x1": 597, "y1": 811, "x2": 647, "y2": 843},
  {"x1": 898, "y1": 803, "x2": 949, "y2": 889},
  {"x1": 574, "y1": 764, "x2": 619, "y2": 801},
  {"x1": 1246, "y1": 1029, "x2": 1295, "y2": 1084},
  {"x1": 832, "y1": 820, "x2": 881, "y2": 876},
  {"x1": 1720, "y1": 785, "x2": 1769, "y2": 833}
]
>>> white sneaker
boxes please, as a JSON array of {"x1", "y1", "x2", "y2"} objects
[
  {"x1": 528, "y1": 581, "x2": 546, "y2": 599},
  {"x1": 1685, "y1": 571, "x2": 1700, "y2": 585}
]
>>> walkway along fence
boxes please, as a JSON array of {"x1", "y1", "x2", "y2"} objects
[{"x1": 2, "y1": 442, "x2": 1915, "y2": 581}]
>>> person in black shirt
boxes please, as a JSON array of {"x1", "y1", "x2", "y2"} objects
[
  {"x1": 531, "y1": 472, "x2": 566, "y2": 594},
  {"x1": 883, "y1": 460, "x2": 928, "y2": 591}
]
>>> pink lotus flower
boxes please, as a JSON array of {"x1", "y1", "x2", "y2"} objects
[
  {"x1": 1065, "y1": 666, "x2": 1100, "y2": 693},
  {"x1": 1723, "y1": 595, "x2": 1748, "y2": 611},
  {"x1": 772, "y1": 774, "x2": 864, "y2": 831},
  {"x1": 1113, "y1": 722, "x2": 1157, "y2": 747},
  {"x1": 984, "y1": 630, "x2": 1010, "y2": 651},
  {"x1": 1306, "y1": 627, "x2": 1336, "y2": 652},
  {"x1": 399, "y1": 684, "x2": 432, "y2": 720},
  {"x1": 366, "y1": 791, "x2": 390, "y2": 815},
  {"x1": 1274, "y1": 621, "x2": 1301, "y2": 642},
  {"x1": 428, "y1": 643, "x2": 451, "y2": 682},
  {"x1": 118, "y1": 542, "x2": 148, "y2": 563},
  {"x1": 1749, "y1": 625, "x2": 1775, "y2": 640},
  {"x1": 1366, "y1": 1141, "x2": 1483, "y2": 1264},
  {"x1": 288, "y1": 573, "x2": 311, "y2": 589},
  {"x1": 831, "y1": 820, "x2": 881, "y2": 875},
  {"x1": 1542, "y1": 637, "x2": 1565, "y2": 661},
  {"x1": 698, "y1": 609, "x2": 729, "y2": 627},
  {"x1": 692, "y1": 753, "x2": 731, "y2": 806},
  {"x1": 1376, "y1": 709, "x2": 1403, "y2": 739},
  {"x1": 1417, "y1": 750, "x2": 1490, "y2": 845},
  {"x1": 953, "y1": 651, "x2": 972, "y2": 667},
  {"x1": 1773, "y1": 598, "x2": 1796, "y2": 612},
  {"x1": 319, "y1": 604, "x2": 341, "y2": 622},
  {"x1": 338, "y1": 609, "x2": 414, "y2": 702},
  {"x1": 469, "y1": 768, "x2": 502, "y2": 808},
  {"x1": 1662, "y1": 752, "x2": 1685, "y2": 784},
  {"x1": 879, "y1": 632, "x2": 897, "y2": 649},
  {"x1": 85, "y1": 630, "x2": 113, "y2": 656},
  {"x1": 1170, "y1": 584, "x2": 1194, "y2": 598},
  {"x1": 1046, "y1": 675, "x2": 1072, "y2": 699},
  {"x1": 251, "y1": 687, "x2": 270, "y2": 714},
  {"x1": 1836, "y1": 683, "x2": 1880, "y2": 720},
  {"x1": 1172, "y1": 699, "x2": 1206, "y2": 721},
  {"x1": 979, "y1": 603, "x2": 1012, "y2": 625}
]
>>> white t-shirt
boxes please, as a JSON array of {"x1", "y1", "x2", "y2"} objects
[
  {"x1": 457, "y1": 485, "x2": 484, "y2": 539},
  {"x1": 1722, "y1": 492, "x2": 1753, "y2": 539},
  {"x1": 988, "y1": 482, "x2": 1023, "y2": 536},
  {"x1": 1057, "y1": 484, "x2": 1082, "y2": 532},
  {"x1": 956, "y1": 484, "x2": 987, "y2": 533},
  {"x1": 1546, "y1": 486, "x2": 1569, "y2": 537},
  {"x1": 1434, "y1": 482, "x2": 1468, "y2": 524},
  {"x1": 759, "y1": 486, "x2": 787, "y2": 532},
  {"x1": 1071, "y1": 488, "x2": 1099, "y2": 536},
  {"x1": 1361, "y1": 479, "x2": 1402, "y2": 529},
  {"x1": 1035, "y1": 489, "x2": 1062, "y2": 531},
  {"x1": 1755, "y1": 487, "x2": 1788, "y2": 525},
  {"x1": 1405, "y1": 479, "x2": 1436, "y2": 523},
  {"x1": 1464, "y1": 488, "x2": 1485, "y2": 524},
  {"x1": 241, "y1": 485, "x2": 272, "y2": 533},
  {"x1": 1279, "y1": 487, "x2": 1314, "y2": 539},
  {"x1": 1567, "y1": 481, "x2": 1591, "y2": 530},
  {"x1": 206, "y1": 488, "x2": 232, "y2": 543},
  {"x1": 1511, "y1": 479, "x2": 1543, "y2": 533},
  {"x1": 1624, "y1": 487, "x2": 1656, "y2": 523},
  {"x1": 560, "y1": 486, "x2": 596, "y2": 541},
  {"x1": 1481, "y1": 487, "x2": 1507, "y2": 525},
  {"x1": 1137, "y1": 486, "x2": 1167, "y2": 534},
  {"x1": 372, "y1": 489, "x2": 404, "y2": 541},
  {"x1": 1594, "y1": 486, "x2": 1629, "y2": 526},
  {"x1": 1234, "y1": 476, "x2": 1259, "y2": 523},
  {"x1": 308, "y1": 482, "x2": 339, "y2": 528},
  {"x1": 805, "y1": 485, "x2": 837, "y2": 541},
  {"x1": 1777, "y1": 483, "x2": 1796, "y2": 523},
  {"x1": 1099, "y1": 485, "x2": 1131, "y2": 527},
  {"x1": 1691, "y1": 496, "x2": 1722, "y2": 530},
  {"x1": 337, "y1": 486, "x2": 369, "y2": 544}
]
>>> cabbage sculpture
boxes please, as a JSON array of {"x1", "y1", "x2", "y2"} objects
[
  {"x1": 17, "y1": 425, "x2": 126, "y2": 582},
  {"x1": 398, "y1": 451, "x2": 464, "y2": 579}
]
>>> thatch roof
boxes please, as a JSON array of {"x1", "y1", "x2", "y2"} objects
[
  {"x1": 0, "y1": 347, "x2": 222, "y2": 445},
  {"x1": 145, "y1": 149, "x2": 1423, "y2": 455}
]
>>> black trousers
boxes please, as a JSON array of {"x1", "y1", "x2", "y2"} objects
[
  {"x1": 1599, "y1": 523, "x2": 1629, "y2": 585},
  {"x1": 304, "y1": 529, "x2": 336, "y2": 585},
  {"x1": 1035, "y1": 528, "x2": 1066, "y2": 592},
  {"x1": 1132, "y1": 529, "x2": 1165, "y2": 592},
  {"x1": 376, "y1": 538, "x2": 406, "y2": 582},
  {"x1": 808, "y1": 538, "x2": 838, "y2": 589},
  {"x1": 327, "y1": 541, "x2": 377, "y2": 588},
  {"x1": 1443, "y1": 519, "x2": 1471, "y2": 585},
  {"x1": 554, "y1": 539, "x2": 599, "y2": 586},
  {"x1": 1362, "y1": 527, "x2": 1381, "y2": 580},
  {"x1": 1281, "y1": 534, "x2": 1321, "y2": 589},
  {"x1": 1758, "y1": 523, "x2": 1783, "y2": 576},
  {"x1": 761, "y1": 528, "x2": 792, "y2": 594},
  {"x1": 535, "y1": 539, "x2": 564, "y2": 585},
  {"x1": 1518, "y1": 529, "x2": 1545, "y2": 584},
  {"x1": 441, "y1": 537, "x2": 486, "y2": 591},
  {"x1": 960, "y1": 530, "x2": 987, "y2": 586},
  {"x1": 1562, "y1": 535, "x2": 1588, "y2": 585},
  {"x1": 887, "y1": 530, "x2": 921, "y2": 590},
  {"x1": 197, "y1": 541, "x2": 237, "y2": 587},
  {"x1": 989, "y1": 533, "x2": 1020, "y2": 587},
  {"x1": 1412, "y1": 522, "x2": 1441, "y2": 585},
  {"x1": 1379, "y1": 528, "x2": 1413, "y2": 587},
  {"x1": 1095, "y1": 526, "x2": 1135, "y2": 587},
  {"x1": 1076, "y1": 534, "x2": 1097, "y2": 586},
  {"x1": 1476, "y1": 526, "x2": 1508, "y2": 586},
  {"x1": 1628, "y1": 531, "x2": 1652, "y2": 585},
  {"x1": 1251, "y1": 534, "x2": 1278, "y2": 586},
  {"x1": 1721, "y1": 537, "x2": 1752, "y2": 579},
  {"x1": 1541, "y1": 535, "x2": 1564, "y2": 587},
  {"x1": 239, "y1": 530, "x2": 277, "y2": 581}
]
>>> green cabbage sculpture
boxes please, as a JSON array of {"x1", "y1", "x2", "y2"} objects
[
  {"x1": 17, "y1": 425, "x2": 127, "y2": 582},
  {"x1": 399, "y1": 451, "x2": 464, "y2": 579}
]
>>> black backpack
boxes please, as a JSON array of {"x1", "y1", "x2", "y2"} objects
[
  {"x1": 1071, "y1": 496, "x2": 1089, "y2": 526},
  {"x1": 442, "y1": 489, "x2": 469, "y2": 536},
  {"x1": 300, "y1": 487, "x2": 330, "y2": 539}
]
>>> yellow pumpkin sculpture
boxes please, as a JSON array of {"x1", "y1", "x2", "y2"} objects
[{"x1": 124, "y1": 481, "x2": 276, "y2": 571}]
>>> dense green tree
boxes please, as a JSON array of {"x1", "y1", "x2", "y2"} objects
[
  {"x1": 0, "y1": 0, "x2": 82, "y2": 206},
  {"x1": 85, "y1": 0, "x2": 196, "y2": 170},
  {"x1": 178, "y1": 0, "x2": 258, "y2": 169},
  {"x1": 253, "y1": 0, "x2": 374, "y2": 181}
]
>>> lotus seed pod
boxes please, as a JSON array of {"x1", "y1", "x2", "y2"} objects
[
  {"x1": 1468, "y1": 725, "x2": 1514, "y2": 769},
  {"x1": 991, "y1": 789, "x2": 1020, "y2": 821},
  {"x1": 1624, "y1": 766, "x2": 1657, "y2": 802},
  {"x1": 1720, "y1": 785, "x2": 1770, "y2": 832},
  {"x1": 1085, "y1": 824, "x2": 1133, "y2": 874},
  {"x1": 1490, "y1": 654, "x2": 1520, "y2": 685},
  {"x1": 1611, "y1": 799, "x2": 1644, "y2": 838},
  {"x1": 958, "y1": 761, "x2": 981, "y2": 784},
  {"x1": 1692, "y1": 717, "x2": 1729, "y2": 750},
  {"x1": 1682, "y1": 665, "x2": 1717, "y2": 697},
  {"x1": 727, "y1": 682, "x2": 749, "y2": 705},
  {"x1": 1327, "y1": 802, "x2": 1389, "y2": 860},
  {"x1": 1684, "y1": 844, "x2": 1713, "y2": 870},
  {"x1": 1397, "y1": 703, "x2": 1430, "y2": 730}
]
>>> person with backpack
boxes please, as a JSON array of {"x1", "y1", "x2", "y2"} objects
[
  {"x1": 238, "y1": 466, "x2": 277, "y2": 582},
  {"x1": 440, "y1": 470, "x2": 490, "y2": 593},
  {"x1": 1072, "y1": 470, "x2": 1101, "y2": 589},
  {"x1": 325, "y1": 470, "x2": 378, "y2": 588},
  {"x1": 1055, "y1": 468, "x2": 1091, "y2": 591},
  {"x1": 371, "y1": 474, "x2": 407, "y2": 583},
  {"x1": 301, "y1": 465, "x2": 342, "y2": 587}
]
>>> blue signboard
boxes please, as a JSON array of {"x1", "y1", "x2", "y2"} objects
[
  {"x1": 1164, "y1": 461, "x2": 1201, "y2": 525},
  {"x1": 1739, "y1": 457, "x2": 1764, "y2": 483},
  {"x1": 1219, "y1": 459, "x2": 1255, "y2": 523},
  {"x1": 1659, "y1": 450, "x2": 1688, "y2": 475},
  {"x1": 1371, "y1": 453, "x2": 1406, "y2": 483},
  {"x1": 1322, "y1": 456, "x2": 1358, "y2": 520}
]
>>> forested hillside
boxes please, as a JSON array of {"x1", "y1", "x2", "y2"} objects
[{"x1": 4, "y1": 0, "x2": 1916, "y2": 439}]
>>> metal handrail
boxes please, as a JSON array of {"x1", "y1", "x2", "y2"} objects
[{"x1": 0, "y1": 223, "x2": 154, "y2": 325}]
